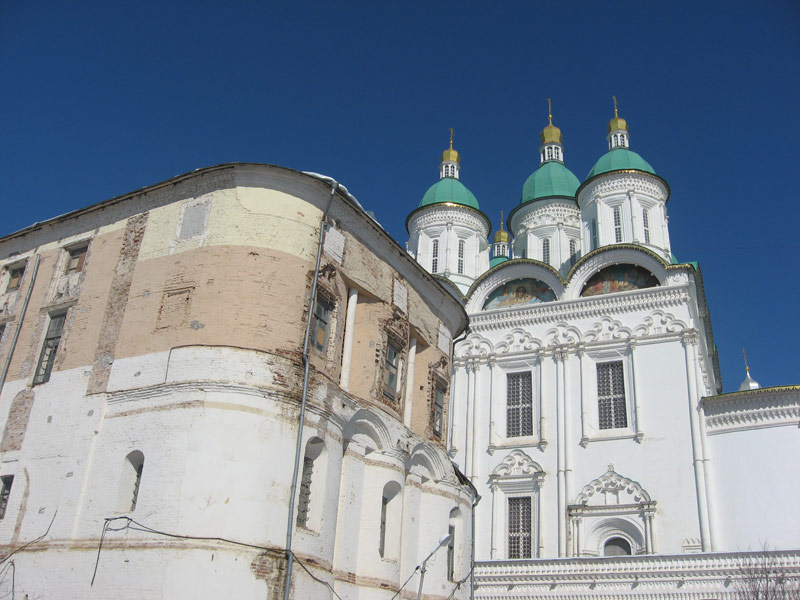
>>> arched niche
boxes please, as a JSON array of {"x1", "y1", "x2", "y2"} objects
[
  {"x1": 580, "y1": 264, "x2": 659, "y2": 298},
  {"x1": 482, "y1": 278, "x2": 556, "y2": 310}
]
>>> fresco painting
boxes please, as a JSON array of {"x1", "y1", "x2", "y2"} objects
[
  {"x1": 580, "y1": 264, "x2": 659, "y2": 297},
  {"x1": 482, "y1": 278, "x2": 556, "y2": 310}
]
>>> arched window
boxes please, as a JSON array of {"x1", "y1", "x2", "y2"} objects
[
  {"x1": 604, "y1": 537, "x2": 632, "y2": 556},
  {"x1": 448, "y1": 508, "x2": 460, "y2": 581},
  {"x1": 297, "y1": 438, "x2": 325, "y2": 529},
  {"x1": 379, "y1": 481, "x2": 403, "y2": 559},
  {"x1": 117, "y1": 451, "x2": 144, "y2": 512}
]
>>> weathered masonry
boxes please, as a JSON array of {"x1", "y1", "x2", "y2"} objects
[{"x1": 0, "y1": 164, "x2": 476, "y2": 599}]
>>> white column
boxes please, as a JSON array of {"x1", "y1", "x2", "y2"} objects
[
  {"x1": 488, "y1": 360, "x2": 497, "y2": 447},
  {"x1": 465, "y1": 362, "x2": 477, "y2": 477},
  {"x1": 578, "y1": 347, "x2": 589, "y2": 446},
  {"x1": 682, "y1": 332, "x2": 712, "y2": 551},
  {"x1": 563, "y1": 352, "x2": 573, "y2": 538},
  {"x1": 630, "y1": 341, "x2": 643, "y2": 439},
  {"x1": 555, "y1": 349, "x2": 567, "y2": 557},
  {"x1": 403, "y1": 337, "x2": 417, "y2": 427},
  {"x1": 339, "y1": 287, "x2": 359, "y2": 391},
  {"x1": 538, "y1": 354, "x2": 547, "y2": 446},
  {"x1": 490, "y1": 483, "x2": 499, "y2": 559},
  {"x1": 470, "y1": 362, "x2": 482, "y2": 482},
  {"x1": 445, "y1": 222, "x2": 453, "y2": 274},
  {"x1": 629, "y1": 191, "x2": 639, "y2": 243}
]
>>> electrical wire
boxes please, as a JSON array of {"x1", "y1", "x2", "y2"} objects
[
  {"x1": 389, "y1": 565, "x2": 420, "y2": 600},
  {"x1": 91, "y1": 516, "x2": 343, "y2": 599},
  {"x1": 0, "y1": 510, "x2": 56, "y2": 568}
]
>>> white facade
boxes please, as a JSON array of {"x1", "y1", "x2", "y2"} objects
[{"x1": 410, "y1": 111, "x2": 800, "y2": 598}]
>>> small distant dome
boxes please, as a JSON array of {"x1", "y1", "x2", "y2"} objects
[
  {"x1": 490, "y1": 256, "x2": 509, "y2": 268},
  {"x1": 494, "y1": 225, "x2": 510, "y2": 243},
  {"x1": 419, "y1": 178, "x2": 479, "y2": 210},
  {"x1": 587, "y1": 148, "x2": 656, "y2": 179},
  {"x1": 521, "y1": 161, "x2": 580, "y2": 204},
  {"x1": 739, "y1": 371, "x2": 760, "y2": 391},
  {"x1": 441, "y1": 137, "x2": 460, "y2": 164}
]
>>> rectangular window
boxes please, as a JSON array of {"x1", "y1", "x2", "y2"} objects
[
  {"x1": 542, "y1": 239, "x2": 550, "y2": 264},
  {"x1": 6, "y1": 266, "x2": 24, "y2": 292},
  {"x1": 591, "y1": 219, "x2": 598, "y2": 250},
  {"x1": 0, "y1": 476, "x2": 12, "y2": 520},
  {"x1": 431, "y1": 239, "x2": 439, "y2": 273},
  {"x1": 447, "y1": 523, "x2": 455, "y2": 581},
  {"x1": 33, "y1": 313, "x2": 66, "y2": 385},
  {"x1": 382, "y1": 342, "x2": 401, "y2": 400},
  {"x1": 642, "y1": 209, "x2": 651, "y2": 243},
  {"x1": 379, "y1": 495, "x2": 388, "y2": 557},
  {"x1": 569, "y1": 239, "x2": 579, "y2": 267},
  {"x1": 66, "y1": 246, "x2": 88, "y2": 274},
  {"x1": 296, "y1": 456, "x2": 313, "y2": 527},
  {"x1": 311, "y1": 294, "x2": 334, "y2": 352},
  {"x1": 457, "y1": 239, "x2": 465, "y2": 274},
  {"x1": 507, "y1": 496, "x2": 532, "y2": 559},
  {"x1": 597, "y1": 361, "x2": 627, "y2": 429},
  {"x1": 613, "y1": 207, "x2": 623, "y2": 243},
  {"x1": 433, "y1": 383, "x2": 445, "y2": 438},
  {"x1": 506, "y1": 372, "x2": 533, "y2": 437}
]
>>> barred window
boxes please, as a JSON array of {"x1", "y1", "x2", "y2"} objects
[
  {"x1": 311, "y1": 294, "x2": 334, "y2": 352},
  {"x1": 542, "y1": 239, "x2": 550, "y2": 264},
  {"x1": 613, "y1": 207, "x2": 623, "y2": 243},
  {"x1": 431, "y1": 239, "x2": 439, "y2": 273},
  {"x1": 642, "y1": 209, "x2": 651, "y2": 244},
  {"x1": 0, "y1": 476, "x2": 13, "y2": 520},
  {"x1": 383, "y1": 342, "x2": 401, "y2": 400},
  {"x1": 507, "y1": 372, "x2": 533, "y2": 437},
  {"x1": 297, "y1": 456, "x2": 314, "y2": 527},
  {"x1": 569, "y1": 239, "x2": 579, "y2": 267},
  {"x1": 591, "y1": 219, "x2": 598, "y2": 250},
  {"x1": 34, "y1": 312, "x2": 66, "y2": 384},
  {"x1": 507, "y1": 496, "x2": 532, "y2": 558},
  {"x1": 457, "y1": 239, "x2": 465, "y2": 274},
  {"x1": 433, "y1": 383, "x2": 445, "y2": 438},
  {"x1": 597, "y1": 361, "x2": 627, "y2": 429}
]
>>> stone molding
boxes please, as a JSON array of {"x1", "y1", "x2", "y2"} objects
[
  {"x1": 511, "y1": 203, "x2": 581, "y2": 235},
  {"x1": 702, "y1": 386, "x2": 800, "y2": 434},
  {"x1": 579, "y1": 172, "x2": 669, "y2": 207},
  {"x1": 408, "y1": 205, "x2": 490, "y2": 237}
]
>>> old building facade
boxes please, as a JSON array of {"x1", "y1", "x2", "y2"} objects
[{"x1": 0, "y1": 164, "x2": 476, "y2": 599}]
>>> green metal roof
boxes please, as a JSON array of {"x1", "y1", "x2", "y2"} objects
[
  {"x1": 587, "y1": 148, "x2": 655, "y2": 178},
  {"x1": 490, "y1": 256, "x2": 509, "y2": 268},
  {"x1": 521, "y1": 161, "x2": 580, "y2": 204},
  {"x1": 419, "y1": 177, "x2": 480, "y2": 210}
]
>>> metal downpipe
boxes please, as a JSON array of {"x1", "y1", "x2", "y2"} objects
[
  {"x1": 283, "y1": 181, "x2": 338, "y2": 600},
  {"x1": 0, "y1": 253, "x2": 40, "y2": 399}
]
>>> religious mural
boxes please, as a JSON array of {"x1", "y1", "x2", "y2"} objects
[
  {"x1": 482, "y1": 278, "x2": 556, "y2": 310},
  {"x1": 580, "y1": 264, "x2": 659, "y2": 297}
]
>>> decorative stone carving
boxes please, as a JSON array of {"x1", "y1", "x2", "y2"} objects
[
  {"x1": 492, "y1": 449, "x2": 544, "y2": 479},
  {"x1": 575, "y1": 465, "x2": 651, "y2": 506}
]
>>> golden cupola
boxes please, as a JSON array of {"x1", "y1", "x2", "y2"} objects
[
  {"x1": 539, "y1": 99, "x2": 565, "y2": 164},
  {"x1": 440, "y1": 128, "x2": 461, "y2": 179},
  {"x1": 607, "y1": 96, "x2": 630, "y2": 149}
]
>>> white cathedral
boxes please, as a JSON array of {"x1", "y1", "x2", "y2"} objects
[{"x1": 406, "y1": 104, "x2": 800, "y2": 598}]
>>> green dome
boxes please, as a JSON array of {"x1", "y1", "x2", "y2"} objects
[
  {"x1": 419, "y1": 178, "x2": 479, "y2": 210},
  {"x1": 521, "y1": 161, "x2": 580, "y2": 204},
  {"x1": 490, "y1": 256, "x2": 509, "y2": 268},
  {"x1": 587, "y1": 148, "x2": 655, "y2": 179}
]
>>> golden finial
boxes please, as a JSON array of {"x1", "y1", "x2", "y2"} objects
[
  {"x1": 494, "y1": 210, "x2": 510, "y2": 243},
  {"x1": 547, "y1": 98, "x2": 553, "y2": 125},
  {"x1": 500, "y1": 210, "x2": 505, "y2": 231},
  {"x1": 449, "y1": 127, "x2": 454, "y2": 149},
  {"x1": 607, "y1": 96, "x2": 628, "y2": 133},
  {"x1": 540, "y1": 98, "x2": 562, "y2": 145},
  {"x1": 743, "y1": 348, "x2": 750, "y2": 375},
  {"x1": 613, "y1": 95, "x2": 619, "y2": 118},
  {"x1": 441, "y1": 127, "x2": 460, "y2": 164}
]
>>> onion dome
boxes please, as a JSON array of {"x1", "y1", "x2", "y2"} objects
[
  {"x1": 494, "y1": 217, "x2": 510, "y2": 243},
  {"x1": 490, "y1": 256, "x2": 509, "y2": 268},
  {"x1": 587, "y1": 98, "x2": 656, "y2": 179},
  {"x1": 738, "y1": 350, "x2": 761, "y2": 391},
  {"x1": 419, "y1": 178, "x2": 480, "y2": 209},
  {"x1": 521, "y1": 162, "x2": 580, "y2": 203}
]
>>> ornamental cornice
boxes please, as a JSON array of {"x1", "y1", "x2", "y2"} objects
[
  {"x1": 407, "y1": 203, "x2": 491, "y2": 236},
  {"x1": 511, "y1": 203, "x2": 581, "y2": 235},
  {"x1": 577, "y1": 171, "x2": 670, "y2": 207},
  {"x1": 468, "y1": 286, "x2": 690, "y2": 334},
  {"x1": 701, "y1": 386, "x2": 800, "y2": 434}
]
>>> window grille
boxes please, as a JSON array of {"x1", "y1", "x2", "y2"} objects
[
  {"x1": 34, "y1": 313, "x2": 66, "y2": 384},
  {"x1": 569, "y1": 239, "x2": 579, "y2": 266},
  {"x1": 507, "y1": 496, "x2": 532, "y2": 558},
  {"x1": 383, "y1": 343, "x2": 401, "y2": 400},
  {"x1": 597, "y1": 361, "x2": 627, "y2": 429},
  {"x1": 0, "y1": 476, "x2": 13, "y2": 520},
  {"x1": 506, "y1": 372, "x2": 533, "y2": 437},
  {"x1": 296, "y1": 456, "x2": 314, "y2": 526},
  {"x1": 311, "y1": 294, "x2": 334, "y2": 352},
  {"x1": 642, "y1": 209, "x2": 651, "y2": 243},
  {"x1": 613, "y1": 207, "x2": 623, "y2": 243},
  {"x1": 433, "y1": 384, "x2": 445, "y2": 437},
  {"x1": 431, "y1": 239, "x2": 439, "y2": 273},
  {"x1": 447, "y1": 523, "x2": 455, "y2": 580},
  {"x1": 457, "y1": 240, "x2": 465, "y2": 274},
  {"x1": 130, "y1": 460, "x2": 144, "y2": 511},
  {"x1": 604, "y1": 537, "x2": 632, "y2": 556},
  {"x1": 542, "y1": 239, "x2": 550, "y2": 264},
  {"x1": 554, "y1": 146, "x2": 561, "y2": 161},
  {"x1": 591, "y1": 219, "x2": 598, "y2": 250}
]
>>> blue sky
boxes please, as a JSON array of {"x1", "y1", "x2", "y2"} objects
[{"x1": 1, "y1": 1, "x2": 798, "y2": 392}]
